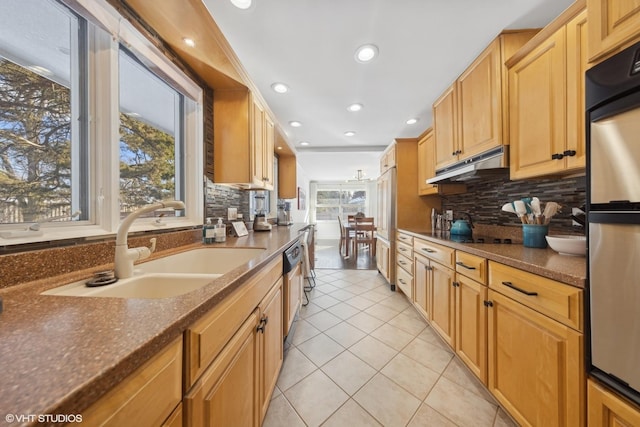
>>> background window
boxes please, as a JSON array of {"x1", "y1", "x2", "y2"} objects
[
  {"x1": 118, "y1": 48, "x2": 184, "y2": 218},
  {"x1": 315, "y1": 188, "x2": 367, "y2": 221},
  {"x1": 0, "y1": 0, "x2": 86, "y2": 224}
]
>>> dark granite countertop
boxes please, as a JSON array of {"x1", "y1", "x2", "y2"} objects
[
  {"x1": 0, "y1": 224, "x2": 307, "y2": 425},
  {"x1": 399, "y1": 228, "x2": 586, "y2": 289}
]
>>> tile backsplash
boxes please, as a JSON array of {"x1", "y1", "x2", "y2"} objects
[
  {"x1": 204, "y1": 178, "x2": 250, "y2": 221},
  {"x1": 441, "y1": 173, "x2": 586, "y2": 234}
]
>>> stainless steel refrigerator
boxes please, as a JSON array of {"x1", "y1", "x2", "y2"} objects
[{"x1": 586, "y1": 40, "x2": 640, "y2": 406}]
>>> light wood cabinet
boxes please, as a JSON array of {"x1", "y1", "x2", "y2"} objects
[
  {"x1": 587, "y1": 0, "x2": 640, "y2": 63},
  {"x1": 457, "y1": 31, "x2": 538, "y2": 159},
  {"x1": 454, "y1": 251, "x2": 488, "y2": 384},
  {"x1": 434, "y1": 84, "x2": 458, "y2": 170},
  {"x1": 259, "y1": 278, "x2": 283, "y2": 424},
  {"x1": 588, "y1": 378, "x2": 640, "y2": 427},
  {"x1": 376, "y1": 238, "x2": 391, "y2": 284},
  {"x1": 376, "y1": 170, "x2": 392, "y2": 241},
  {"x1": 417, "y1": 129, "x2": 438, "y2": 195},
  {"x1": 81, "y1": 337, "x2": 183, "y2": 427},
  {"x1": 486, "y1": 289, "x2": 584, "y2": 427},
  {"x1": 213, "y1": 89, "x2": 274, "y2": 189},
  {"x1": 487, "y1": 261, "x2": 585, "y2": 426},
  {"x1": 413, "y1": 254, "x2": 430, "y2": 320},
  {"x1": 508, "y1": 6, "x2": 588, "y2": 179},
  {"x1": 395, "y1": 233, "x2": 414, "y2": 299},
  {"x1": 278, "y1": 154, "x2": 297, "y2": 199},
  {"x1": 430, "y1": 260, "x2": 456, "y2": 347},
  {"x1": 380, "y1": 145, "x2": 396, "y2": 173},
  {"x1": 185, "y1": 310, "x2": 260, "y2": 427}
]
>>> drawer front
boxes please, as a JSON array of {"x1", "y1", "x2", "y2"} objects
[
  {"x1": 185, "y1": 257, "x2": 283, "y2": 387},
  {"x1": 397, "y1": 232, "x2": 414, "y2": 246},
  {"x1": 413, "y1": 239, "x2": 455, "y2": 268},
  {"x1": 396, "y1": 265, "x2": 413, "y2": 299},
  {"x1": 456, "y1": 251, "x2": 487, "y2": 284},
  {"x1": 396, "y1": 252, "x2": 413, "y2": 275},
  {"x1": 396, "y1": 240, "x2": 413, "y2": 259},
  {"x1": 488, "y1": 261, "x2": 583, "y2": 331}
]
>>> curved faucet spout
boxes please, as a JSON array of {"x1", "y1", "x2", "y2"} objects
[{"x1": 114, "y1": 200, "x2": 185, "y2": 278}]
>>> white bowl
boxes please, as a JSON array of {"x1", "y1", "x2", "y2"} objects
[{"x1": 545, "y1": 235, "x2": 586, "y2": 256}]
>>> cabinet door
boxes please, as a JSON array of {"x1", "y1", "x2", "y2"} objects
[
  {"x1": 376, "y1": 173, "x2": 390, "y2": 240},
  {"x1": 413, "y1": 255, "x2": 429, "y2": 320},
  {"x1": 376, "y1": 239, "x2": 390, "y2": 283},
  {"x1": 429, "y1": 262, "x2": 455, "y2": 347},
  {"x1": 417, "y1": 130, "x2": 438, "y2": 195},
  {"x1": 565, "y1": 10, "x2": 588, "y2": 172},
  {"x1": 185, "y1": 310, "x2": 259, "y2": 427},
  {"x1": 588, "y1": 379, "x2": 640, "y2": 427},
  {"x1": 433, "y1": 84, "x2": 458, "y2": 170},
  {"x1": 259, "y1": 278, "x2": 283, "y2": 423},
  {"x1": 284, "y1": 263, "x2": 302, "y2": 337},
  {"x1": 487, "y1": 290, "x2": 584, "y2": 427},
  {"x1": 455, "y1": 275, "x2": 487, "y2": 384},
  {"x1": 588, "y1": 0, "x2": 640, "y2": 63},
  {"x1": 509, "y1": 28, "x2": 567, "y2": 179},
  {"x1": 251, "y1": 100, "x2": 265, "y2": 186},
  {"x1": 457, "y1": 39, "x2": 502, "y2": 158},
  {"x1": 263, "y1": 115, "x2": 275, "y2": 189}
]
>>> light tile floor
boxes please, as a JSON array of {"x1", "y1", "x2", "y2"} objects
[{"x1": 264, "y1": 269, "x2": 519, "y2": 427}]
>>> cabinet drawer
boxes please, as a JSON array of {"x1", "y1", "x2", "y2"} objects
[
  {"x1": 396, "y1": 265, "x2": 413, "y2": 299},
  {"x1": 488, "y1": 261, "x2": 583, "y2": 331},
  {"x1": 396, "y1": 240, "x2": 413, "y2": 259},
  {"x1": 414, "y1": 239, "x2": 455, "y2": 268},
  {"x1": 185, "y1": 257, "x2": 282, "y2": 387},
  {"x1": 456, "y1": 251, "x2": 487, "y2": 284},
  {"x1": 396, "y1": 252, "x2": 413, "y2": 275},
  {"x1": 397, "y1": 232, "x2": 414, "y2": 246}
]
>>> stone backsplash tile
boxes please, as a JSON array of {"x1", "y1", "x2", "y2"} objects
[{"x1": 441, "y1": 173, "x2": 586, "y2": 234}]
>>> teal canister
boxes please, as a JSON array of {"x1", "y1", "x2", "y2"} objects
[{"x1": 522, "y1": 224, "x2": 549, "y2": 248}]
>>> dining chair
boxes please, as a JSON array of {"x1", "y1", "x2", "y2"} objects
[
  {"x1": 337, "y1": 216, "x2": 346, "y2": 255},
  {"x1": 353, "y1": 217, "x2": 376, "y2": 258}
]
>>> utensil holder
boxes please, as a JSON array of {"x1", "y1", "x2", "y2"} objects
[{"x1": 522, "y1": 224, "x2": 549, "y2": 248}]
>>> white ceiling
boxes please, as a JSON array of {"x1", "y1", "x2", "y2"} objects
[{"x1": 203, "y1": 0, "x2": 574, "y2": 181}]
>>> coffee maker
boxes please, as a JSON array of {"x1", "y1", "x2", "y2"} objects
[
  {"x1": 277, "y1": 201, "x2": 292, "y2": 226},
  {"x1": 253, "y1": 192, "x2": 272, "y2": 232}
]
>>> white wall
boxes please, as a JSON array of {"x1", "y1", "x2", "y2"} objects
[{"x1": 289, "y1": 160, "x2": 310, "y2": 223}]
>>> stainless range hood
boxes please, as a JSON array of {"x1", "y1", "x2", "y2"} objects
[{"x1": 426, "y1": 146, "x2": 508, "y2": 183}]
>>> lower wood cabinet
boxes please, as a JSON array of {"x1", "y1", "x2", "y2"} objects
[
  {"x1": 429, "y1": 260, "x2": 456, "y2": 347},
  {"x1": 588, "y1": 378, "x2": 640, "y2": 427},
  {"x1": 185, "y1": 310, "x2": 260, "y2": 427},
  {"x1": 81, "y1": 336, "x2": 183, "y2": 427},
  {"x1": 413, "y1": 254, "x2": 429, "y2": 320},
  {"x1": 454, "y1": 274, "x2": 487, "y2": 384},
  {"x1": 259, "y1": 278, "x2": 283, "y2": 423},
  {"x1": 376, "y1": 238, "x2": 391, "y2": 284},
  {"x1": 486, "y1": 289, "x2": 584, "y2": 427},
  {"x1": 283, "y1": 262, "x2": 303, "y2": 338}
]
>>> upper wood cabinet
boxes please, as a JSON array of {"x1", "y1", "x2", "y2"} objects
[
  {"x1": 213, "y1": 89, "x2": 274, "y2": 190},
  {"x1": 433, "y1": 31, "x2": 536, "y2": 172},
  {"x1": 457, "y1": 31, "x2": 538, "y2": 160},
  {"x1": 508, "y1": 5, "x2": 588, "y2": 179},
  {"x1": 588, "y1": 0, "x2": 640, "y2": 63},
  {"x1": 417, "y1": 129, "x2": 438, "y2": 196},
  {"x1": 380, "y1": 144, "x2": 397, "y2": 173},
  {"x1": 277, "y1": 129, "x2": 297, "y2": 199}
]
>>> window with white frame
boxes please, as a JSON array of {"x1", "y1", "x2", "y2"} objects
[
  {"x1": 0, "y1": 0, "x2": 203, "y2": 242},
  {"x1": 315, "y1": 185, "x2": 367, "y2": 221}
]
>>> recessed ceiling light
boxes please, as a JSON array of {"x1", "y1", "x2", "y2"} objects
[
  {"x1": 344, "y1": 131, "x2": 356, "y2": 137},
  {"x1": 230, "y1": 0, "x2": 252, "y2": 9},
  {"x1": 182, "y1": 37, "x2": 196, "y2": 47},
  {"x1": 355, "y1": 44, "x2": 379, "y2": 63},
  {"x1": 406, "y1": 118, "x2": 419, "y2": 125},
  {"x1": 300, "y1": 141, "x2": 309, "y2": 146},
  {"x1": 347, "y1": 103, "x2": 363, "y2": 112},
  {"x1": 271, "y1": 82, "x2": 289, "y2": 94},
  {"x1": 289, "y1": 121, "x2": 302, "y2": 127}
]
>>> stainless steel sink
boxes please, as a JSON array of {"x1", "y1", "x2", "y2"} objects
[{"x1": 42, "y1": 247, "x2": 266, "y2": 299}]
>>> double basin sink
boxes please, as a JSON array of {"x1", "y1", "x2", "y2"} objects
[{"x1": 43, "y1": 247, "x2": 266, "y2": 299}]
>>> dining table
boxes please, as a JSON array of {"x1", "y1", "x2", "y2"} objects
[{"x1": 343, "y1": 220, "x2": 376, "y2": 258}]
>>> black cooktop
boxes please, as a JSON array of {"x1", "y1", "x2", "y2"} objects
[{"x1": 446, "y1": 234, "x2": 513, "y2": 244}]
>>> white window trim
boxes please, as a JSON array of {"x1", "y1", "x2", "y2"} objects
[{"x1": 0, "y1": 0, "x2": 204, "y2": 246}]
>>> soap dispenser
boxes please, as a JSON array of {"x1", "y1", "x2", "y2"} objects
[
  {"x1": 203, "y1": 218, "x2": 215, "y2": 244},
  {"x1": 214, "y1": 217, "x2": 226, "y2": 243}
]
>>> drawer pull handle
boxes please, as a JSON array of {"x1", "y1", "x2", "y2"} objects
[
  {"x1": 502, "y1": 281, "x2": 538, "y2": 296},
  {"x1": 421, "y1": 248, "x2": 436, "y2": 253},
  {"x1": 456, "y1": 261, "x2": 476, "y2": 270},
  {"x1": 399, "y1": 260, "x2": 406, "y2": 265},
  {"x1": 399, "y1": 279, "x2": 407, "y2": 285},
  {"x1": 399, "y1": 247, "x2": 407, "y2": 252}
]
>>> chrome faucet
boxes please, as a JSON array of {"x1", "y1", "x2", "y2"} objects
[{"x1": 114, "y1": 201, "x2": 185, "y2": 278}]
